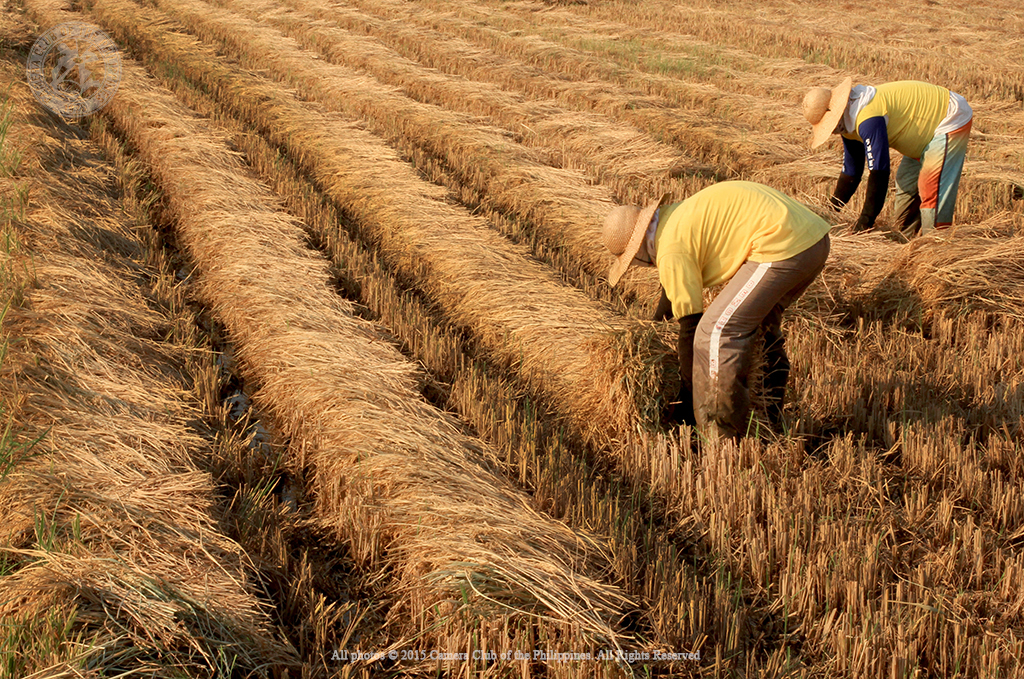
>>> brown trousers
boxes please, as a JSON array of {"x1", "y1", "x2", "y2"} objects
[{"x1": 691, "y1": 235, "x2": 830, "y2": 437}]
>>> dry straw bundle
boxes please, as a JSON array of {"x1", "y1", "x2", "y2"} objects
[
  {"x1": 877, "y1": 226, "x2": 1024, "y2": 319},
  {"x1": 22, "y1": 0, "x2": 636, "y2": 659},
  {"x1": 801, "y1": 223, "x2": 1024, "y2": 321}
]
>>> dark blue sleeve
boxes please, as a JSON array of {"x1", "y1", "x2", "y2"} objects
[
  {"x1": 857, "y1": 116, "x2": 890, "y2": 172},
  {"x1": 841, "y1": 135, "x2": 866, "y2": 179}
]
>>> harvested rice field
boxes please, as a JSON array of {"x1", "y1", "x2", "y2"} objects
[{"x1": 1, "y1": 0, "x2": 1023, "y2": 676}]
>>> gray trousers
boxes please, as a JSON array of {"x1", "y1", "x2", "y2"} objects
[{"x1": 692, "y1": 235, "x2": 830, "y2": 437}]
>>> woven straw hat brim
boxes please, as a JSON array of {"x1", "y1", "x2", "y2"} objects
[
  {"x1": 607, "y1": 194, "x2": 666, "y2": 287},
  {"x1": 810, "y1": 77, "x2": 853, "y2": 148}
]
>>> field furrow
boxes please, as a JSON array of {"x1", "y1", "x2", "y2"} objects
[{"x1": 97, "y1": 4, "x2": 1024, "y2": 675}]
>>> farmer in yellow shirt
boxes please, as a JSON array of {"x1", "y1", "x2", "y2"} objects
[
  {"x1": 602, "y1": 181, "x2": 831, "y2": 438},
  {"x1": 803, "y1": 78, "x2": 973, "y2": 236}
]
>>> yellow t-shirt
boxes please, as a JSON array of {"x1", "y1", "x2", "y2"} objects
[
  {"x1": 842, "y1": 81, "x2": 950, "y2": 159},
  {"x1": 655, "y1": 181, "x2": 831, "y2": 318}
]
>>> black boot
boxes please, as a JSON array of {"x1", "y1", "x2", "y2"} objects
[{"x1": 762, "y1": 327, "x2": 790, "y2": 430}]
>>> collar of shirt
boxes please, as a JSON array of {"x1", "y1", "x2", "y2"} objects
[
  {"x1": 842, "y1": 84, "x2": 877, "y2": 134},
  {"x1": 644, "y1": 207, "x2": 660, "y2": 261}
]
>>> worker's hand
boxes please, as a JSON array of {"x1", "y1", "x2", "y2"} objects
[
  {"x1": 853, "y1": 213, "x2": 875, "y2": 233},
  {"x1": 853, "y1": 168, "x2": 890, "y2": 232}
]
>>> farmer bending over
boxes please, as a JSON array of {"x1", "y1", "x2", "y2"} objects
[
  {"x1": 603, "y1": 181, "x2": 831, "y2": 439},
  {"x1": 803, "y1": 78, "x2": 973, "y2": 237}
]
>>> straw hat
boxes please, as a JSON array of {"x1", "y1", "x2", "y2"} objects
[
  {"x1": 802, "y1": 77, "x2": 853, "y2": 148},
  {"x1": 602, "y1": 195, "x2": 666, "y2": 287}
]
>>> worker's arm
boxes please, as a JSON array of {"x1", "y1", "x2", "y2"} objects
[
  {"x1": 830, "y1": 137, "x2": 865, "y2": 211},
  {"x1": 672, "y1": 312, "x2": 703, "y2": 426},
  {"x1": 853, "y1": 117, "x2": 891, "y2": 232},
  {"x1": 653, "y1": 286, "x2": 673, "y2": 321},
  {"x1": 659, "y1": 251, "x2": 704, "y2": 426}
]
